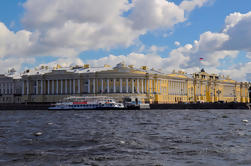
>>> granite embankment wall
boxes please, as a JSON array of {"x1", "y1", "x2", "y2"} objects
[
  {"x1": 0, "y1": 103, "x2": 249, "y2": 110},
  {"x1": 0, "y1": 103, "x2": 51, "y2": 110},
  {"x1": 150, "y1": 103, "x2": 249, "y2": 109}
]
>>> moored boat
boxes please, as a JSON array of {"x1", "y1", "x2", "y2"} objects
[{"x1": 49, "y1": 96, "x2": 124, "y2": 110}]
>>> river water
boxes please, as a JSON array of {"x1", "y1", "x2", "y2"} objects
[{"x1": 0, "y1": 109, "x2": 251, "y2": 166}]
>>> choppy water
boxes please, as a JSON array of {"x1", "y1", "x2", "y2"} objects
[{"x1": 0, "y1": 109, "x2": 251, "y2": 166}]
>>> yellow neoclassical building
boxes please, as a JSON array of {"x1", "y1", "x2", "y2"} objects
[{"x1": 19, "y1": 63, "x2": 250, "y2": 104}]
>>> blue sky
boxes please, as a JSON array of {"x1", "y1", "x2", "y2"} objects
[{"x1": 0, "y1": 0, "x2": 251, "y2": 81}]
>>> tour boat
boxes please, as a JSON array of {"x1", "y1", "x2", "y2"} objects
[{"x1": 48, "y1": 96, "x2": 124, "y2": 110}]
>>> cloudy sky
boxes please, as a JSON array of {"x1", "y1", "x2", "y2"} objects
[{"x1": 0, "y1": 0, "x2": 251, "y2": 81}]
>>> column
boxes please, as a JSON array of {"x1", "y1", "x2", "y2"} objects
[
  {"x1": 145, "y1": 79, "x2": 147, "y2": 93},
  {"x1": 12, "y1": 83, "x2": 14, "y2": 94},
  {"x1": 141, "y1": 79, "x2": 144, "y2": 94},
  {"x1": 113, "y1": 79, "x2": 116, "y2": 93},
  {"x1": 73, "y1": 79, "x2": 76, "y2": 94},
  {"x1": 157, "y1": 79, "x2": 159, "y2": 94},
  {"x1": 173, "y1": 81, "x2": 175, "y2": 95},
  {"x1": 160, "y1": 80, "x2": 162, "y2": 94},
  {"x1": 148, "y1": 80, "x2": 150, "y2": 94},
  {"x1": 47, "y1": 80, "x2": 50, "y2": 95},
  {"x1": 61, "y1": 80, "x2": 63, "y2": 94},
  {"x1": 78, "y1": 79, "x2": 80, "y2": 94},
  {"x1": 22, "y1": 81, "x2": 25, "y2": 95},
  {"x1": 101, "y1": 79, "x2": 104, "y2": 93},
  {"x1": 180, "y1": 82, "x2": 182, "y2": 95},
  {"x1": 65, "y1": 80, "x2": 68, "y2": 94},
  {"x1": 96, "y1": 79, "x2": 99, "y2": 93},
  {"x1": 153, "y1": 80, "x2": 155, "y2": 94},
  {"x1": 9, "y1": 83, "x2": 12, "y2": 94},
  {"x1": 120, "y1": 79, "x2": 122, "y2": 93},
  {"x1": 41, "y1": 80, "x2": 43, "y2": 95},
  {"x1": 69, "y1": 79, "x2": 72, "y2": 94},
  {"x1": 52, "y1": 80, "x2": 54, "y2": 95},
  {"x1": 56, "y1": 80, "x2": 59, "y2": 94},
  {"x1": 126, "y1": 79, "x2": 128, "y2": 93},
  {"x1": 156, "y1": 80, "x2": 159, "y2": 94},
  {"x1": 137, "y1": 79, "x2": 139, "y2": 93},
  {"x1": 8, "y1": 84, "x2": 10, "y2": 95},
  {"x1": 132, "y1": 79, "x2": 134, "y2": 93},
  {"x1": 93, "y1": 79, "x2": 95, "y2": 93},
  {"x1": 107, "y1": 79, "x2": 109, "y2": 93},
  {"x1": 88, "y1": 79, "x2": 90, "y2": 93},
  {"x1": 182, "y1": 82, "x2": 184, "y2": 95},
  {"x1": 4, "y1": 84, "x2": 6, "y2": 95},
  {"x1": 26, "y1": 80, "x2": 29, "y2": 95},
  {"x1": 36, "y1": 80, "x2": 38, "y2": 95}
]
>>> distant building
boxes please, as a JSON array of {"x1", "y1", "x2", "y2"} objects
[
  {"x1": 0, "y1": 69, "x2": 22, "y2": 103},
  {"x1": 16, "y1": 63, "x2": 249, "y2": 104}
]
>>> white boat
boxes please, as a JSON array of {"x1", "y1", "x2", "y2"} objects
[{"x1": 49, "y1": 96, "x2": 124, "y2": 110}]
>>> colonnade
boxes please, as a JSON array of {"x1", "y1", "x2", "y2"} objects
[
  {"x1": 89, "y1": 78, "x2": 151, "y2": 94},
  {"x1": 168, "y1": 80, "x2": 187, "y2": 95},
  {"x1": 22, "y1": 78, "x2": 168, "y2": 95},
  {"x1": 22, "y1": 79, "x2": 81, "y2": 95}
]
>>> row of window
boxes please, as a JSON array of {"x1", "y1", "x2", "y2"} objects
[{"x1": 0, "y1": 89, "x2": 14, "y2": 95}]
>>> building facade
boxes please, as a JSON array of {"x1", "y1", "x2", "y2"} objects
[
  {"x1": 0, "y1": 74, "x2": 22, "y2": 103},
  {"x1": 18, "y1": 63, "x2": 250, "y2": 104}
]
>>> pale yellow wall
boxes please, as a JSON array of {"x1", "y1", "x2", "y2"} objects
[{"x1": 19, "y1": 69, "x2": 248, "y2": 104}]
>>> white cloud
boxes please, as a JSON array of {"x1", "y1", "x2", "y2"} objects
[
  {"x1": 129, "y1": 0, "x2": 185, "y2": 30},
  {"x1": 0, "y1": 57, "x2": 35, "y2": 74},
  {"x1": 149, "y1": 45, "x2": 167, "y2": 54},
  {"x1": 168, "y1": 31, "x2": 238, "y2": 69},
  {"x1": 22, "y1": 0, "x2": 132, "y2": 30},
  {"x1": 85, "y1": 10, "x2": 251, "y2": 81},
  {"x1": 222, "y1": 12, "x2": 251, "y2": 51},
  {"x1": 86, "y1": 52, "x2": 189, "y2": 74},
  {"x1": 161, "y1": 11, "x2": 251, "y2": 81},
  {"x1": 0, "y1": 22, "x2": 32, "y2": 58},
  {"x1": 174, "y1": 41, "x2": 180, "y2": 46},
  {"x1": 246, "y1": 52, "x2": 251, "y2": 59},
  {"x1": 87, "y1": 53, "x2": 169, "y2": 71},
  {"x1": 180, "y1": 0, "x2": 209, "y2": 12},
  {"x1": 0, "y1": 0, "x2": 213, "y2": 73},
  {"x1": 42, "y1": 57, "x2": 84, "y2": 68},
  {"x1": 220, "y1": 62, "x2": 251, "y2": 81}
]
